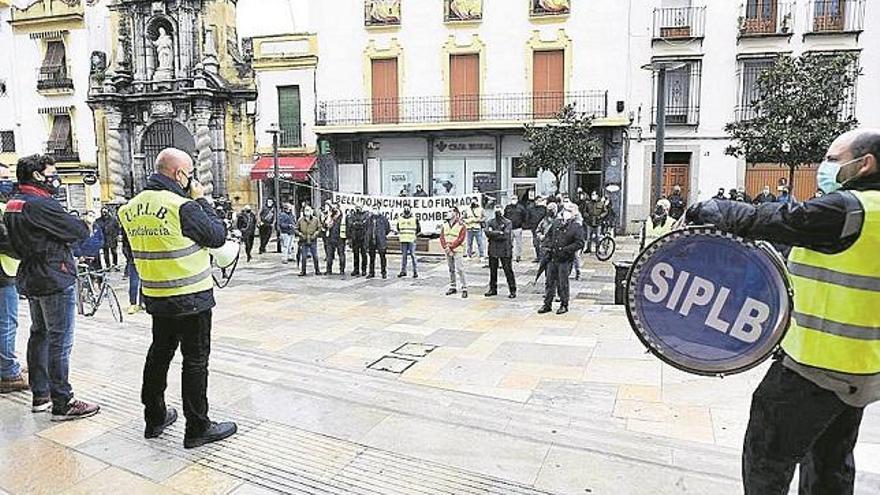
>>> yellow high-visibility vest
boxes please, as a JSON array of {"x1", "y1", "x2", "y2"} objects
[
  {"x1": 118, "y1": 190, "x2": 212, "y2": 298},
  {"x1": 783, "y1": 190, "x2": 880, "y2": 374},
  {"x1": 397, "y1": 215, "x2": 417, "y2": 243},
  {"x1": 0, "y1": 203, "x2": 20, "y2": 277},
  {"x1": 646, "y1": 217, "x2": 672, "y2": 239},
  {"x1": 463, "y1": 207, "x2": 483, "y2": 230},
  {"x1": 441, "y1": 221, "x2": 465, "y2": 253}
]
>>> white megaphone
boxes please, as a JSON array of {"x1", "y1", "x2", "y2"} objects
[{"x1": 210, "y1": 240, "x2": 240, "y2": 268}]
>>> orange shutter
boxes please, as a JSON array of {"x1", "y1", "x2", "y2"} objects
[
  {"x1": 450, "y1": 54, "x2": 480, "y2": 121},
  {"x1": 371, "y1": 58, "x2": 399, "y2": 124},
  {"x1": 533, "y1": 50, "x2": 564, "y2": 119}
]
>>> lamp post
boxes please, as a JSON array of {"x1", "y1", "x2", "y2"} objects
[
  {"x1": 642, "y1": 61, "x2": 686, "y2": 207},
  {"x1": 266, "y1": 124, "x2": 282, "y2": 253}
]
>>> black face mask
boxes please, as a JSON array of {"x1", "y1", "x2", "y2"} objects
[{"x1": 40, "y1": 173, "x2": 62, "y2": 195}]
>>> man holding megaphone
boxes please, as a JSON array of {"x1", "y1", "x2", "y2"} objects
[{"x1": 118, "y1": 148, "x2": 237, "y2": 450}]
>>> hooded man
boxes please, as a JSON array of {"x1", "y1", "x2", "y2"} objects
[
  {"x1": 396, "y1": 205, "x2": 421, "y2": 278},
  {"x1": 346, "y1": 204, "x2": 370, "y2": 276},
  {"x1": 94, "y1": 206, "x2": 120, "y2": 270},
  {"x1": 366, "y1": 207, "x2": 390, "y2": 279},
  {"x1": 539, "y1": 204, "x2": 584, "y2": 315},
  {"x1": 296, "y1": 206, "x2": 322, "y2": 276},
  {"x1": 485, "y1": 205, "x2": 516, "y2": 298},
  {"x1": 4, "y1": 154, "x2": 97, "y2": 419},
  {"x1": 440, "y1": 207, "x2": 468, "y2": 298},
  {"x1": 504, "y1": 196, "x2": 528, "y2": 262}
]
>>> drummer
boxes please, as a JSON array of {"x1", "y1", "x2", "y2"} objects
[{"x1": 686, "y1": 128, "x2": 880, "y2": 495}]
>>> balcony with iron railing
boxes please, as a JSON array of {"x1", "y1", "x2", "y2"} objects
[
  {"x1": 653, "y1": 6, "x2": 706, "y2": 40},
  {"x1": 45, "y1": 139, "x2": 79, "y2": 163},
  {"x1": 805, "y1": 0, "x2": 865, "y2": 35},
  {"x1": 736, "y1": 91, "x2": 857, "y2": 123},
  {"x1": 738, "y1": 1, "x2": 795, "y2": 38},
  {"x1": 316, "y1": 91, "x2": 608, "y2": 128},
  {"x1": 37, "y1": 65, "x2": 73, "y2": 92},
  {"x1": 277, "y1": 127, "x2": 303, "y2": 148}
]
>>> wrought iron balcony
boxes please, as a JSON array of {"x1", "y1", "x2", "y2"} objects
[
  {"x1": 316, "y1": 91, "x2": 608, "y2": 127},
  {"x1": 739, "y1": 1, "x2": 795, "y2": 37},
  {"x1": 278, "y1": 128, "x2": 302, "y2": 148},
  {"x1": 37, "y1": 65, "x2": 73, "y2": 92},
  {"x1": 45, "y1": 139, "x2": 79, "y2": 163},
  {"x1": 805, "y1": 0, "x2": 865, "y2": 34},
  {"x1": 653, "y1": 6, "x2": 706, "y2": 40}
]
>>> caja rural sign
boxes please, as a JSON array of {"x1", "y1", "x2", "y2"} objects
[{"x1": 626, "y1": 228, "x2": 792, "y2": 376}]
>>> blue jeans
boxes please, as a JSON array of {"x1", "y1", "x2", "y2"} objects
[
  {"x1": 466, "y1": 229, "x2": 485, "y2": 258},
  {"x1": 127, "y1": 260, "x2": 141, "y2": 306},
  {"x1": 27, "y1": 285, "x2": 76, "y2": 408},
  {"x1": 300, "y1": 241, "x2": 320, "y2": 274},
  {"x1": 0, "y1": 284, "x2": 21, "y2": 379},
  {"x1": 400, "y1": 242, "x2": 418, "y2": 274}
]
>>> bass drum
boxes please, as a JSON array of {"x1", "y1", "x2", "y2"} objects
[{"x1": 625, "y1": 227, "x2": 793, "y2": 376}]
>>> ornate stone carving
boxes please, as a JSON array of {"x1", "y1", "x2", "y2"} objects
[
  {"x1": 195, "y1": 121, "x2": 214, "y2": 196},
  {"x1": 366, "y1": 0, "x2": 401, "y2": 25},
  {"x1": 448, "y1": 0, "x2": 481, "y2": 21},
  {"x1": 533, "y1": 0, "x2": 570, "y2": 15},
  {"x1": 105, "y1": 112, "x2": 128, "y2": 203},
  {"x1": 152, "y1": 27, "x2": 174, "y2": 80},
  {"x1": 150, "y1": 101, "x2": 173, "y2": 117}
]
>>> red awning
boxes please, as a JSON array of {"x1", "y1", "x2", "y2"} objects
[{"x1": 250, "y1": 156, "x2": 316, "y2": 181}]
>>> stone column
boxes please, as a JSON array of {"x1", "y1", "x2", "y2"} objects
[
  {"x1": 195, "y1": 106, "x2": 214, "y2": 197},
  {"x1": 105, "y1": 109, "x2": 128, "y2": 203}
]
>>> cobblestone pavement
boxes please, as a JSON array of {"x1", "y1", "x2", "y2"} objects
[{"x1": 1, "y1": 237, "x2": 879, "y2": 494}]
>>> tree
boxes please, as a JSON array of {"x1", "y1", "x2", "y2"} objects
[
  {"x1": 725, "y1": 53, "x2": 860, "y2": 198},
  {"x1": 521, "y1": 104, "x2": 603, "y2": 194}
]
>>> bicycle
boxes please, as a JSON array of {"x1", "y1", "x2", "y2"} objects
[
  {"x1": 594, "y1": 222, "x2": 616, "y2": 262},
  {"x1": 76, "y1": 261, "x2": 123, "y2": 323}
]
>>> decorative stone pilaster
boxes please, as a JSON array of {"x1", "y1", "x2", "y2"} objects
[
  {"x1": 195, "y1": 108, "x2": 214, "y2": 196},
  {"x1": 105, "y1": 110, "x2": 128, "y2": 203}
]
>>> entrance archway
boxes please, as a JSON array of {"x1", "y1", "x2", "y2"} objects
[{"x1": 141, "y1": 120, "x2": 196, "y2": 177}]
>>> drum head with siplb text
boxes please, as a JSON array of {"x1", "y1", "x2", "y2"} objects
[{"x1": 625, "y1": 227, "x2": 792, "y2": 376}]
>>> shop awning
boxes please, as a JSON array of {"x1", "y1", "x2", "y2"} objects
[{"x1": 250, "y1": 156, "x2": 316, "y2": 181}]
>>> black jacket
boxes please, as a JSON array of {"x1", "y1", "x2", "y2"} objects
[
  {"x1": 542, "y1": 219, "x2": 585, "y2": 263},
  {"x1": 0, "y1": 197, "x2": 16, "y2": 287},
  {"x1": 686, "y1": 177, "x2": 880, "y2": 255},
  {"x1": 668, "y1": 193, "x2": 686, "y2": 219},
  {"x1": 236, "y1": 210, "x2": 257, "y2": 236},
  {"x1": 346, "y1": 210, "x2": 370, "y2": 243},
  {"x1": 526, "y1": 204, "x2": 547, "y2": 230},
  {"x1": 485, "y1": 215, "x2": 513, "y2": 258},
  {"x1": 503, "y1": 203, "x2": 527, "y2": 230},
  {"x1": 125, "y1": 174, "x2": 227, "y2": 317},
  {"x1": 4, "y1": 184, "x2": 89, "y2": 296},
  {"x1": 326, "y1": 214, "x2": 344, "y2": 244},
  {"x1": 366, "y1": 214, "x2": 391, "y2": 250},
  {"x1": 94, "y1": 214, "x2": 120, "y2": 248}
]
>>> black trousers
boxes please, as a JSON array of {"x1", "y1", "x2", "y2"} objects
[
  {"x1": 369, "y1": 248, "x2": 387, "y2": 277},
  {"x1": 141, "y1": 310, "x2": 212, "y2": 437},
  {"x1": 488, "y1": 256, "x2": 516, "y2": 293},
  {"x1": 352, "y1": 243, "x2": 367, "y2": 274},
  {"x1": 102, "y1": 243, "x2": 118, "y2": 268},
  {"x1": 743, "y1": 360, "x2": 864, "y2": 495},
  {"x1": 258, "y1": 225, "x2": 272, "y2": 253},
  {"x1": 544, "y1": 259, "x2": 572, "y2": 307},
  {"x1": 326, "y1": 242, "x2": 346, "y2": 274},
  {"x1": 243, "y1": 233, "x2": 255, "y2": 261}
]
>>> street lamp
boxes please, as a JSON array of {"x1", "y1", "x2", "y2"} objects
[
  {"x1": 266, "y1": 124, "x2": 282, "y2": 253},
  {"x1": 642, "y1": 61, "x2": 686, "y2": 207}
]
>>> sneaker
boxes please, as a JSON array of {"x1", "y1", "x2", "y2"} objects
[
  {"x1": 32, "y1": 396, "x2": 51, "y2": 413},
  {"x1": 461, "y1": 289, "x2": 468, "y2": 299},
  {"x1": 413, "y1": 273, "x2": 418, "y2": 279},
  {"x1": 184, "y1": 421, "x2": 237, "y2": 449},
  {"x1": 556, "y1": 305, "x2": 569, "y2": 315},
  {"x1": 509, "y1": 292, "x2": 517, "y2": 299},
  {"x1": 484, "y1": 290, "x2": 497, "y2": 297},
  {"x1": 398, "y1": 272, "x2": 407, "y2": 278},
  {"x1": 145, "y1": 408, "x2": 178, "y2": 439},
  {"x1": 0, "y1": 375, "x2": 29, "y2": 394},
  {"x1": 127, "y1": 305, "x2": 141, "y2": 315},
  {"x1": 445, "y1": 288, "x2": 458, "y2": 296},
  {"x1": 538, "y1": 306, "x2": 553, "y2": 314},
  {"x1": 51, "y1": 399, "x2": 100, "y2": 421}
]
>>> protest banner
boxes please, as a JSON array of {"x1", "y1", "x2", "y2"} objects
[{"x1": 330, "y1": 192, "x2": 482, "y2": 235}]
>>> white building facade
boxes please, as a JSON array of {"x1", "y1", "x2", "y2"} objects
[
  {"x1": 0, "y1": 0, "x2": 110, "y2": 213},
  {"x1": 246, "y1": 0, "x2": 880, "y2": 229}
]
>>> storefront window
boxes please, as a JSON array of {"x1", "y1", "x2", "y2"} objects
[
  {"x1": 382, "y1": 159, "x2": 424, "y2": 196},
  {"x1": 434, "y1": 159, "x2": 465, "y2": 196},
  {"x1": 512, "y1": 156, "x2": 538, "y2": 178}
]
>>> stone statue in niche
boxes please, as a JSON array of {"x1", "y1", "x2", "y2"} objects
[{"x1": 152, "y1": 27, "x2": 174, "y2": 80}]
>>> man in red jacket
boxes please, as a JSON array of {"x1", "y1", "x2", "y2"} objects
[{"x1": 440, "y1": 206, "x2": 468, "y2": 298}]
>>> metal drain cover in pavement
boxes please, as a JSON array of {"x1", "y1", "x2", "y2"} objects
[
  {"x1": 392, "y1": 343, "x2": 437, "y2": 358},
  {"x1": 367, "y1": 356, "x2": 417, "y2": 374}
]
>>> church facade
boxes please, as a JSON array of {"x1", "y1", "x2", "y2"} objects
[{"x1": 88, "y1": 0, "x2": 257, "y2": 204}]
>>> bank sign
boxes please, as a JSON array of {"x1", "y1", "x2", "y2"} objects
[{"x1": 626, "y1": 230, "x2": 791, "y2": 375}]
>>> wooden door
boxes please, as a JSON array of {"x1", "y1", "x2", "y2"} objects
[
  {"x1": 744, "y1": 0, "x2": 777, "y2": 34},
  {"x1": 662, "y1": 165, "x2": 689, "y2": 200},
  {"x1": 371, "y1": 58, "x2": 399, "y2": 124},
  {"x1": 814, "y1": 0, "x2": 845, "y2": 31},
  {"x1": 745, "y1": 163, "x2": 819, "y2": 201},
  {"x1": 450, "y1": 54, "x2": 480, "y2": 121},
  {"x1": 533, "y1": 50, "x2": 565, "y2": 119}
]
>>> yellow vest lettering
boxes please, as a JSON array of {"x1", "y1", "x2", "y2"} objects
[
  {"x1": 782, "y1": 190, "x2": 880, "y2": 374},
  {"x1": 397, "y1": 216, "x2": 417, "y2": 243},
  {"x1": 118, "y1": 190, "x2": 212, "y2": 298}
]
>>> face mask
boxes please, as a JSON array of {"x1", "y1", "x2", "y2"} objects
[
  {"x1": 562, "y1": 212, "x2": 573, "y2": 222},
  {"x1": 403, "y1": 209, "x2": 411, "y2": 216},
  {"x1": 818, "y1": 156, "x2": 865, "y2": 194},
  {"x1": 0, "y1": 180, "x2": 14, "y2": 195},
  {"x1": 471, "y1": 203, "x2": 478, "y2": 209},
  {"x1": 41, "y1": 174, "x2": 62, "y2": 194},
  {"x1": 494, "y1": 209, "x2": 503, "y2": 217},
  {"x1": 304, "y1": 209, "x2": 313, "y2": 217}
]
